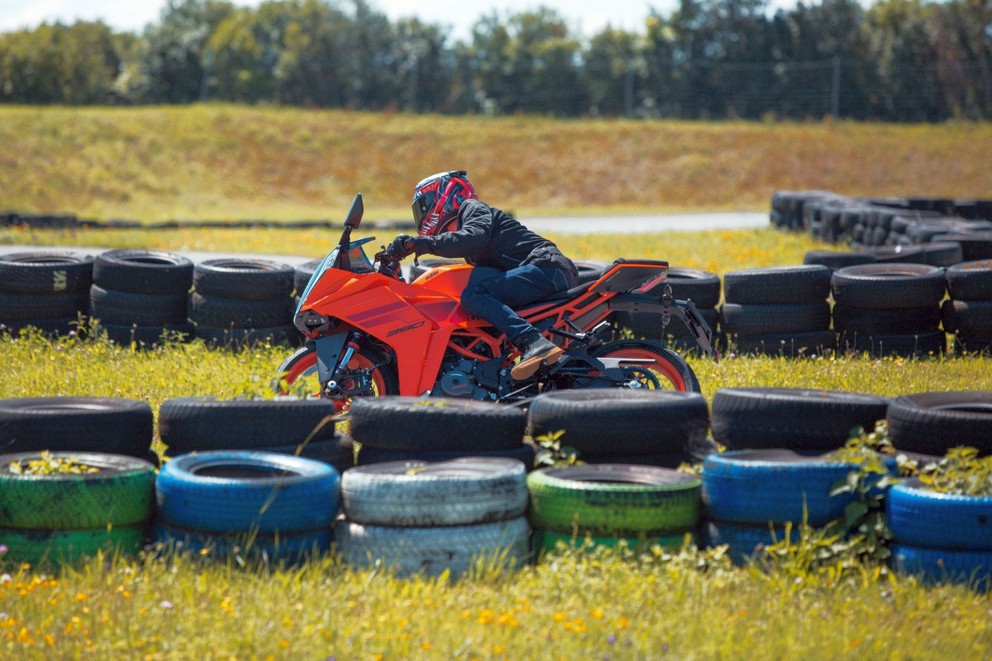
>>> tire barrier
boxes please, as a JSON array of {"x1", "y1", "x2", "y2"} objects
[
  {"x1": 527, "y1": 464, "x2": 700, "y2": 553},
  {"x1": 886, "y1": 391, "x2": 992, "y2": 456},
  {"x1": 0, "y1": 452, "x2": 155, "y2": 566},
  {"x1": 90, "y1": 249, "x2": 194, "y2": 346},
  {"x1": 0, "y1": 251, "x2": 93, "y2": 336},
  {"x1": 157, "y1": 397, "x2": 345, "y2": 471},
  {"x1": 709, "y1": 387, "x2": 890, "y2": 452},
  {"x1": 154, "y1": 451, "x2": 339, "y2": 563},
  {"x1": 831, "y1": 263, "x2": 947, "y2": 358},
  {"x1": 700, "y1": 449, "x2": 861, "y2": 564},
  {"x1": 525, "y1": 389, "x2": 710, "y2": 467},
  {"x1": 614, "y1": 266, "x2": 721, "y2": 353},
  {"x1": 190, "y1": 258, "x2": 297, "y2": 348},
  {"x1": 720, "y1": 265, "x2": 834, "y2": 357},
  {"x1": 888, "y1": 480, "x2": 992, "y2": 589},
  {"x1": 335, "y1": 458, "x2": 531, "y2": 578},
  {"x1": 0, "y1": 396, "x2": 154, "y2": 458},
  {"x1": 942, "y1": 260, "x2": 992, "y2": 354}
]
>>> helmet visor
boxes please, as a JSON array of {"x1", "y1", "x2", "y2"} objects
[{"x1": 411, "y1": 190, "x2": 436, "y2": 227}]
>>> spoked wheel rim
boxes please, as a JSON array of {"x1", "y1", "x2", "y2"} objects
[{"x1": 277, "y1": 347, "x2": 395, "y2": 412}]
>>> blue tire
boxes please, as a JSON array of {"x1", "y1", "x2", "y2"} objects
[
  {"x1": 891, "y1": 544, "x2": 992, "y2": 589},
  {"x1": 702, "y1": 449, "x2": 859, "y2": 526},
  {"x1": 152, "y1": 521, "x2": 331, "y2": 564},
  {"x1": 703, "y1": 519, "x2": 799, "y2": 565},
  {"x1": 886, "y1": 480, "x2": 992, "y2": 550},
  {"x1": 156, "y1": 451, "x2": 340, "y2": 534}
]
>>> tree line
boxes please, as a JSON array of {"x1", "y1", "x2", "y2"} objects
[{"x1": 1, "y1": 0, "x2": 989, "y2": 122}]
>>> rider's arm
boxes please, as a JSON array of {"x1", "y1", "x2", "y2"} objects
[{"x1": 423, "y1": 199, "x2": 493, "y2": 258}]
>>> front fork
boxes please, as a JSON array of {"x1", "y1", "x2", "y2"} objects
[{"x1": 313, "y1": 331, "x2": 378, "y2": 399}]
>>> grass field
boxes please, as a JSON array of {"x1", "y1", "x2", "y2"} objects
[
  {"x1": 1, "y1": 105, "x2": 991, "y2": 222},
  {"x1": 2, "y1": 108, "x2": 991, "y2": 657}
]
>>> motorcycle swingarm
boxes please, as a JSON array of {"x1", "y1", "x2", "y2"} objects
[{"x1": 608, "y1": 290, "x2": 719, "y2": 360}]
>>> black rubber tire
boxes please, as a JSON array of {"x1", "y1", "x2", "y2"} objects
[
  {"x1": 891, "y1": 544, "x2": 992, "y2": 588},
  {"x1": 526, "y1": 464, "x2": 700, "y2": 536},
  {"x1": 0, "y1": 452, "x2": 155, "y2": 529},
  {"x1": 92, "y1": 249, "x2": 193, "y2": 295},
  {"x1": 725, "y1": 330, "x2": 837, "y2": 357},
  {"x1": 193, "y1": 259, "x2": 295, "y2": 300},
  {"x1": 660, "y1": 267, "x2": 722, "y2": 308},
  {"x1": 886, "y1": 479, "x2": 992, "y2": 550},
  {"x1": 334, "y1": 516, "x2": 531, "y2": 579},
  {"x1": 868, "y1": 245, "x2": 927, "y2": 264},
  {"x1": 946, "y1": 260, "x2": 992, "y2": 301},
  {"x1": 803, "y1": 250, "x2": 876, "y2": 271},
  {"x1": 722, "y1": 265, "x2": 831, "y2": 305},
  {"x1": 838, "y1": 330, "x2": 946, "y2": 358},
  {"x1": 525, "y1": 389, "x2": 709, "y2": 457},
  {"x1": 0, "y1": 289, "x2": 89, "y2": 321},
  {"x1": 188, "y1": 292, "x2": 292, "y2": 328},
  {"x1": 341, "y1": 457, "x2": 528, "y2": 526},
  {"x1": 886, "y1": 391, "x2": 992, "y2": 455},
  {"x1": 832, "y1": 303, "x2": 941, "y2": 335},
  {"x1": 0, "y1": 397, "x2": 153, "y2": 456},
  {"x1": 941, "y1": 300, "x2": 992, "y2": 336},
  {"x1": 580, "y1": 451, "x2": 693, "y2": 469},
  {"x1": 831, "y1": 263, "x2": 946, "y2": 309},
  {"x1": 0, "y1": 318, "x2": 80, "y2": 338},
  {"x1": 260, "y1": 438, "x2": 354, "y2": 475},
  {"x1": 0, "y1": 251, "x2": 94, "y2": 294},
  {"x1": 97, "y1": 321, "x2": 195, "y2": 346},
  {"x1": 90, "y1": 285, "x2": 189, "y2": 325},
  {"x1": 347, "y1": 396, "x2": 527, "y2": 452},
  {"x1": 152, "y1": 521, "x2": 331, "y2": 564},
  {"x1": 158, "y1": 397, "x2": 338, "y2": 454},
  {"x1": 353, "y1": 442, "x2": 535, "y2": 468},
  {"x1": 156, "y1": 450, "x2": 341, "y2": 533},
  {"x1": 920, "y1": 241, "x2": 964, "y2": 267},
  {"x1": 194, "y1": 324, "x2": 298, "y2": 348},
  {"x1": 930, "y1": 232, "x2": 992, "y2": 261},
  {"x1": 951, "y1": 334, "x2": 992, "y2": 355},
  {"x1": 701, "y1": 449, "x2": 859, "y2": 526},
  {"x1": 0, "y1": 524, "x2": 146, "y2": 567},
  {"x1": 710, "y1": 387, "x2": 890, "y2": 451},
  {"x1": 719, "y1": 302, "x2": 830, "y2": 334}
]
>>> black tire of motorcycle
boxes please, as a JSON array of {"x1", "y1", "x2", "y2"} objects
[
  {"x1": 590, "y1": 339, "x2": 702, "y2": 392},
  {"x1": 193, "y1": 259, "x2": 295, "y2": 301},
  {"x1": 347, "y1": 396, "x2": 528, "y2": 452},
  {"x1": 273, "y1": 344, "x2": 400, "y2": 403},
  {"x1": 525, "y1": 389, "x2": 710, "y2": 457},
  {"x1": 0, "y1": 397, "x2": 153, "y2": 457}
]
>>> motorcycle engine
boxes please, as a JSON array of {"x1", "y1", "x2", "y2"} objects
[{"x1": 437, "y1": 359, "x2": 478, "y2": 398}]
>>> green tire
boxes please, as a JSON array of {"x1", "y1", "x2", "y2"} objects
[
  {"x1": 534, "y1": 529, "x2": 693, "y2": 554},
  {"x1": 0, "y1": 452, "x2": 156, "y2": 529},
  {"x1": 526, "y1": 464, "x2": 700, "y2": 536},
  {"x1": 0, "y1": 524, "x2": 146, "y2": 566}
]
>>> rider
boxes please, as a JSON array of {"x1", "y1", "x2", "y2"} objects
[{"x1": 386, "y1": 170, "x2": 579, "y2": 380}]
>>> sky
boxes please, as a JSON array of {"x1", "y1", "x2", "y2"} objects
[{"x1": 0, "y1": 0, "x2": 801, "y2": 39}]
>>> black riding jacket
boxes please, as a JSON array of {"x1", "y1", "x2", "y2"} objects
[{"x1": 421, "y1": 199, "x2": 576, "y2": 275}]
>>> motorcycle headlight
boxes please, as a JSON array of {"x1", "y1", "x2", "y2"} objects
[{"x1": 294, "y1": 309, "x2": 334, "y2": 336}]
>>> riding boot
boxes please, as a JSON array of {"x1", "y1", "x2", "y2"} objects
[{"x1": 510, "y1": 333, "x2": 563, "y2": 380}]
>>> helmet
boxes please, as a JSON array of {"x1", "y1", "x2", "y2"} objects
[{"x1": 411, "y1": 170, "x2": 477, "y2": 236}]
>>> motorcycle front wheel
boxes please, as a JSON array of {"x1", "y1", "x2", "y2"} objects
[
  {"x1": 275, "y1": 343, "x2": 399, "y2": 411},
  {"x1": 589, "y1": 339, "x2": 701, "y2": 393}
]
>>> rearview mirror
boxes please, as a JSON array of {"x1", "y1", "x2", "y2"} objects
[{"x1": 344, "y1": 194, "x2": 364, "y2": 229}]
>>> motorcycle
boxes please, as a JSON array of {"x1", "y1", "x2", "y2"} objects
[{"x1": 276, "y1": 194, "x2": 718, "y2": 411}]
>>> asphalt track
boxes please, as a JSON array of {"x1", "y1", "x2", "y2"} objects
[{"x1": 0, "y1": 212, "x2": 769, "y2": 265}]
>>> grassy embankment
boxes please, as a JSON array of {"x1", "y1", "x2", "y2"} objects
[{"x1": 1, "y1": 106, "x2": 991, "y2": 657}]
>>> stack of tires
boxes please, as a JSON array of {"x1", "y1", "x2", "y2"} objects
[
  {"x1": 803, "y1": 249, "x2": 876, "y2": 273},
  {"x1": 887, "y1": 479, "x2": 992, "y2": 589},
  {"x1": 90, "y1": 249, "x2": 194, "y2": 346},
  {"x1": 0, "y1": 452, "x2": 155, "y2": 566},
  {"x1": 346, "y1": 397, "x2": 533, "y2": 466},
  {"x1": 154, "y1": 451, "x2": 340, "y2": 563},
  {"x1": 701, "y1": 450, "x2": 862, "y2": 564},
  {"x1": 335, "y1": 458, "x2": 531, "y2": 578},
  {"x1": 0, "y1": 251, "x2": 93, "y2": 336},
  {"x1": 615, "y1": 267, "x2": 721, "y2": 353},
  {"x1": 941, "y1": 260, "x2": 992, "y2": 354},
  {"x1": 526, "y1": 390, "x2": 711, "y2": 467},
  {"x1": 189, "y1": 258, "x2": 296, "y2": 348},
  {"x1": 527, "y1": 464, "x2": 700, "y2": 553},
  {"x1": 831, "y1": 263, "x2": 947, "y2": 357},
  {"x1": 709, "y1": 387, "x2": 891, "y2": 453},
  {"x1": 157, "y1": 397, "x2": 351, "y2": 474},
  {"x1": 886, "y1": 391, "x2": 992, "y2": 457},
  {"x1": 0, "y1": 396, "x2": 158, "y2": 464},
  {"x1": 719, "y1": 265, "x2": 834, "y2": 357}
]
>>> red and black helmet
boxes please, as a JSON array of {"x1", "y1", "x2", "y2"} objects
[{"x1": 411, "y1": 170, "x2": 477, "y2": 236}]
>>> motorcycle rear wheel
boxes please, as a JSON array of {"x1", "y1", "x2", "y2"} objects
[
  {"x1": 275, "y1": 344, "x2": 399, "y2": 411},
  {"x1": 589, "y1": 339, "x2": 701, "y2": 393}
]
